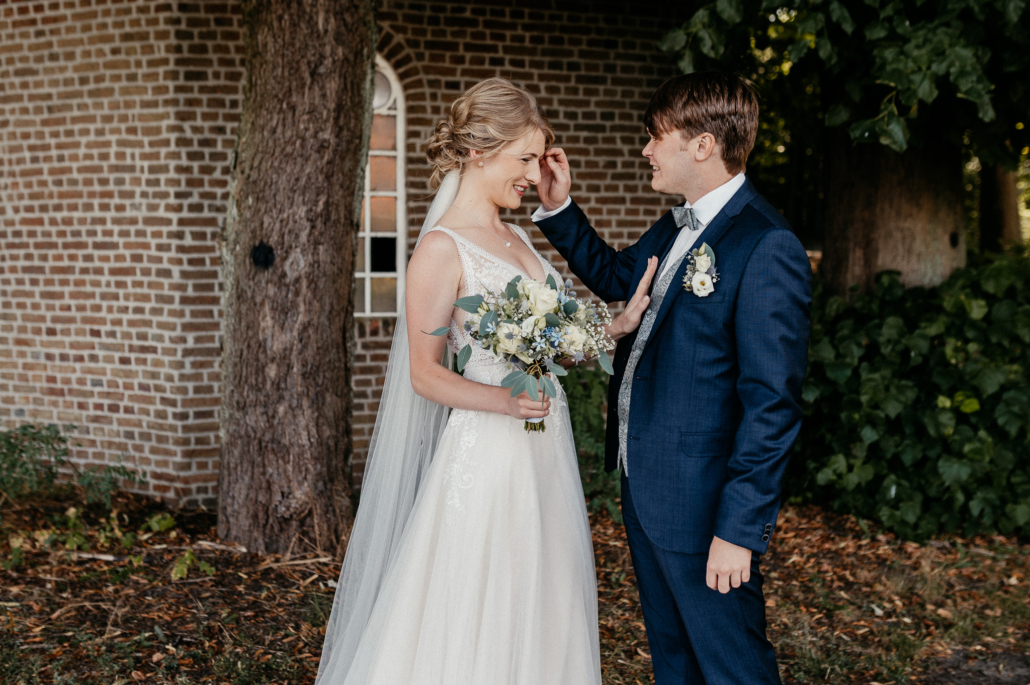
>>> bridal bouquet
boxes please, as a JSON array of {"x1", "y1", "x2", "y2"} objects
[{"x1": 430, "y1": 275, "x2": 616, "y2": 432}]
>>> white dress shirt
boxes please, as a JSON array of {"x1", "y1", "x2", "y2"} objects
[{"x1": 532, "y1": 172, "x2": 748, "y2": 282}]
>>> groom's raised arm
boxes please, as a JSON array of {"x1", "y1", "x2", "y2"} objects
[
  {"x1": 715, "y1": 227, "x2": 812, "y2": 555},
  {"x1": 534, "y1": 201, "x2": 640, "y2": 304}
]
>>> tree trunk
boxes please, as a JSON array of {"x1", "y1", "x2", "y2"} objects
[
  {"x1": 979, "y1": 163, "x2": 1022, "y2": 253},
  {"x1": 218, "y1": 0, "x2": 375, "y2": 555},
  {"x1": 820, "y1": 129, "x2": 967, "y2": 296}
]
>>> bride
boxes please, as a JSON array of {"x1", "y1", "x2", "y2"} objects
[{"x1": 315, "y1": 77, "x2": 657, "y2": 685}]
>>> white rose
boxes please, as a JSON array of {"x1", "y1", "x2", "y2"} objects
[
  {"x1": 495, "y1": 322, "x2": 521, "y2": 355},
  {"x1": 694, "y1": 253, "x2": 712, "y2": 274},
  {"x1": 562, "y1": 325, "x2": 588, "y2": 353},
  {"x1": 691, "y1": 271, "x2": 715, "y2": 297},
  {"x1": 520, "y1": 316, "x2": 545, "y2": 337},
  {"x1": 523, "y1": 281, "x2": 560, "y2": 316}
]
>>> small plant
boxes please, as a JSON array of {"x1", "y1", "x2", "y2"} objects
[
  {"x1": 171, "y1": 550, "x2": 215, "y2": 581},
  {"x1": 0, "y1": 424, "x2": 144, "y2": 515}
]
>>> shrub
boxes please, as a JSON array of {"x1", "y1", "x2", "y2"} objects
[
  {"x1": 563, "y1": 364, "x2": 622, "y2": 522},
  {"x1": 0, "y1": 424, "x2": 143, "y2": 512},
  {"x1": 791, "y1": 252, "x2": 1030, "y2": 540}
]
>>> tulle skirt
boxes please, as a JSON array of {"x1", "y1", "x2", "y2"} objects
[{"x1": 323, "y1": 363, "x2": 601, "y2": 685}]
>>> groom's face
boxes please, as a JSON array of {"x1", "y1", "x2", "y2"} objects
[{"x1": 642, "y1": 129, "x2": 695, "y2": 196}]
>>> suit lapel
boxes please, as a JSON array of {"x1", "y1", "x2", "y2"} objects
[{"x1": 644, "y1": 178, "x2": 758, "y2": 345}]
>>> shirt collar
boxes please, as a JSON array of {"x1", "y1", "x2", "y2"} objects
[{"x1": 683, "y1": 172, "x2": 747, "y2": 227}]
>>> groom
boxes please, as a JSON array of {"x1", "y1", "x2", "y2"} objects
[{"x1": 533, "y1": 72, "x2": 811, "y2": 684}]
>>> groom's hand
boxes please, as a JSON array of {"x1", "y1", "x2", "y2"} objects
[
  {"x1": 538, "y1": 148, "x2": 571, "y2": 211},
  {"x1": 706, "y1": 536, "x2": 753, "y2": 594}
]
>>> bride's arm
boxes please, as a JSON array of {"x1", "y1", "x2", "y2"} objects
[{"x1": 406, "y1": 232, "x2": 551, "y2": 420}]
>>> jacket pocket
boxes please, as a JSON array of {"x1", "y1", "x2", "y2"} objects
[
  {"x1": 678, "y1": 431, "x2": 733, "y2": 458},
  {"x1": 680, "y1": 290, "x2": 727, "y2": 305}
]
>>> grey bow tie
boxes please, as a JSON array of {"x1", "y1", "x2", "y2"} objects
[{"x1": 672, "y1": 206, "x2": 701, "y2": 231}]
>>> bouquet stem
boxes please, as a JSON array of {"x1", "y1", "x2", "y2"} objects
[
  {"x1": 525, "y1": 417, "x2": 546, "y2": 433},
  {"x1": 524, "y1": 364, "x2": 547, "y2": 433}
]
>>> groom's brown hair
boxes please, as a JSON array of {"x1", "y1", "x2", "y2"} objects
[{"x1": 644, "y1": 72, "x2": 759, "y2": 175}]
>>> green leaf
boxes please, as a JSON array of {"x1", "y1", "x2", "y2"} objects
[
  {"x1": 454, "y1": 295, "x2": 485, "y2": 313},
  {"x1": 597, "y1": 351, "x2": 615, "y2": 375},
  {"x1": 848, "y1": 118, "x2": 879, "y2": 143},
  {"x1": 860, "y1": 425, "x2": 880, "y2": 444},
  {"x1": 545, "y1": 274, "x2": 558, "y2": 291},
  {"x1": 506, "y1": 281, "x2": 521, "y2": 300},
  {"x1": 879, "y1": 116, "x2": 909, "y2": 153},
  {"x1": 544, "y1": 313, "x2": 561, "y2": 328},
  {"x1": 425, "y1": 327, "x2": 449, "y2": 337},
  {"x1": 1004, "y1": 0, "x2": 1026, "y2": 24},
  {"x1": 1007, "y1": 503, "x2": 1030, "y2": 527},
  {"x1": 716, "y1": 0, "x2": 744, "y2": 23},
  {"x1": 938, "y1": 456, "x2": 972, "y2": 487},
  {"x1": 828, "y1": 0, "x2": 855, "y2": 33},
  {"x1": 996, "y1": 391, "x2": 1029, "y2": 437},
  {"x1": 658, "y1": 28, "x2": 688, "y2": 53},
  {"x1": 563, "y1": 299, "x2": 579, "y2": 316},
  {"x1": 525, "y1": 375, "x2": 540, "y2": 402},
  {"x1": 479, "y1": 310, "x2": 498, "y2": 336},
  {"x1": 816, "y1": 37, "x2": 835, "y2": 63},
  {"x1": 965, "y1": 298, "x2": 989, "y2": 320},
  {"x1": 456, "y1": 344, "x2": 472, "y2": 372},
  {"x1": 509, "y1": 374, "x2": 530, "y2": 398},
  {"x1": 825, "y1": 105, "x2": 850, "y2": 128},
  {"x1": 500, "y1": 370, "x2": 524, "y2": 388},
  {"x1": 544, "y1": 358, "x2": 568, "y2": 376},
  {"x1": 541, "y1": 375, "x2": 557, "y2": 399},
  {"x1": 678, "y1": 50, "x2": 695, "y2": 74},
  {"x1": 788, "y1": 39, "x2": 810, "y2": 63},
  {"x1": 959, "y1": 398, "x2": 981, "y2": 414},
  {"x1": 864, "y1": 21, "x2": 889, "y2": 40}
]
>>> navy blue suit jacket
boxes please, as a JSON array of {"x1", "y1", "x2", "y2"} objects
[{"x1": 536, "y1": 178, "x2": 812, "y2": 554}]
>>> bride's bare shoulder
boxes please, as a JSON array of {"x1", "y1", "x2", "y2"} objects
[{"x1": 408, "y1": 229, "x2": 461, "y2": 280}]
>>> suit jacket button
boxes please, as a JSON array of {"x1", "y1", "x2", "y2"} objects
[{"x1": 761, "y1": 534, "x2": 770, "y2": 542}]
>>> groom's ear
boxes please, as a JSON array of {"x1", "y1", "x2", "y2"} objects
[{"x1": 692, "y1": 133, "x2": 721, "y2": 164}]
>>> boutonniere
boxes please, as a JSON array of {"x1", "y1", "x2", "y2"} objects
[{"x1": 683, "y1": 242, "x2": 719, "y2": 297}]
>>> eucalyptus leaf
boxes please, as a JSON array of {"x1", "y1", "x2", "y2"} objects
[
  {"x1": 597, "y1": 351, "x2": 615, "y2": 375},
  {"x1": 541, "y1": 375, "x2": 557, "y2": 399},
  {"x1": 501, "y1": 370, "x2": 524, "y2": 388},
  {"x1": 479, "y1": 310, "x2": 498, "y2": 336},
  {"x1": 456, "y1": 344, "x2": 472, "y2": 372},
  {"x1": 426, "y1": 327, "x2": 449, "y2": 336},
  {"x1": 546, "y1": 274, "x2": 558, "y2": 291},
  {"x1": 563, "y1": 299, "x2": 579, "y2": 316},
  {"x1": 524, "y1": 375, "x2": 540, "y2": 402},
  {"x1": 545, "y1": 358, "x2": 569, "y2": 376},
  {"x1": 454, "y1": 295, "x2": 485, "y2": 313},
  {"x1": 544, "y1": 313, "x2": 561, "y2": 328}
]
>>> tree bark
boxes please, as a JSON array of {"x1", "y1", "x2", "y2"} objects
[
  {"x1": 820, "y1": 129, "x2": 967, "y2": 296},
  {"x1": 979, "y1": 163, "x2": 1022, "y2": 253},
  {"x1": 218, "y1": 0, "x2": 375, "y2": 555}
]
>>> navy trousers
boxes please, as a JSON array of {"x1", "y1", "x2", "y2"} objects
[{"x1": 621, "y1": 474, "x2": 782, "y2": 685}]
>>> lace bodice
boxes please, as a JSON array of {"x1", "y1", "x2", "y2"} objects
[{"x1": 424, "y1": 224, "x2": 564, "y2": 375}]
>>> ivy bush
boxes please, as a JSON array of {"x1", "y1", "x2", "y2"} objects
[
  {"x1": 791, "y1": 252, "x2": 1030, "y2": 540},
  {"x1": 563, "y1": 364, "x2": 622, "y2": 522}
]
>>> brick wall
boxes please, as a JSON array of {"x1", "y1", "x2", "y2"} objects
[
  {"x1": 2, "y1": 0, "x2": 690, "y2": 503},
  {"x1": 1, "y1": 0, "x2": 243, "y2": 507}
]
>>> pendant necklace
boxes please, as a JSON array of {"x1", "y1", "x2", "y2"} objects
[{"x1": 456, "y1": 205, "x2": 511, "y2": 248}]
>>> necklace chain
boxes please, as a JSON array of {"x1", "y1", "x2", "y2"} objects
[{"x1": 455, "y1": 206, "x2": 512, "y2": 248}]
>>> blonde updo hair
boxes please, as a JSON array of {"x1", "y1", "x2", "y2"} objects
[{"x1": 425, "y1": 77, "x2": 555, "y2": 189}]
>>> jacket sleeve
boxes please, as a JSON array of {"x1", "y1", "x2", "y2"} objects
[
  {"x1": 534, "y1": 200, "x2": 640, "y2": 303},
  {"x1": 713, "y1": 228, "x2": 812, "y2": 554}
]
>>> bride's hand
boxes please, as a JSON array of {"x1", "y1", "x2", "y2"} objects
[
  {"x1": 538, "y1": 148, "x2": 571, "y2": 212},
  {"x1": 606, "y1": 256, "x2": 659, "y2": 342},
  {"x1": 503, "y1": 382, "x2": 551, "y2": 420}
]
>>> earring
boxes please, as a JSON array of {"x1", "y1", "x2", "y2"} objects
[{"x1": 478, "y1": 161, "x2": 483, "y2": 167}]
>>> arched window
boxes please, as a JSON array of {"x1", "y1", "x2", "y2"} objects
[{"x1": 356, "y1": 55, "x2": 406, "y2": 316}]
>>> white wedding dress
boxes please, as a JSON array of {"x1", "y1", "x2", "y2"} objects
[{"x1": 319, "y1": 223, "x2": 602, "y2": 685}]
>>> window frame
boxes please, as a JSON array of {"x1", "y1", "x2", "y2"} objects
[{"x1": 355, "y1": 54, "x2": 406, "y2": 318}]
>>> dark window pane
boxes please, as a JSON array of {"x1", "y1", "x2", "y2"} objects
[{"x1": 370, "y1": 237, "x2": 396, "y2": 272}]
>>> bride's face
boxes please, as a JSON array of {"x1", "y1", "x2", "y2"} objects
[{"x1": 475, "y1": 128, "x2": 546, "y2": 210}]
